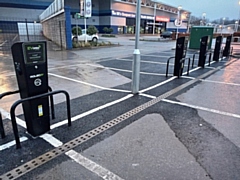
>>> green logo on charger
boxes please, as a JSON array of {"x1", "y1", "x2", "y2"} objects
[{"x1": 27, "y1": 45, "x2": 41, "y2": 51}]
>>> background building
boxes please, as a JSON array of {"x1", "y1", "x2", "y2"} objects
[{"x1": 0, "y1": 0, "x2": 191, "y2": 49}]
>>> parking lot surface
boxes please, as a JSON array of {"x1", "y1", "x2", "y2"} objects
[{"x1": 0, "y1": 35, "x2": 240, "y2": 180}]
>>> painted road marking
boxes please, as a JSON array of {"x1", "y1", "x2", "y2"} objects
[
  {"x1": 48, "y1": 73, "x2": 131, "y2": 93},
  {"x1": 140, "y1": 93, "x2": 156, "y2": 99},
  {"x1": 138, "y1": 95, "x2": 240, "y2": 119},
  {"x1": 0, "y1": 137, "x2": 28, "y2": 151},
  {"x1": 85, "y1": 63, "x2": 166, "y2": 76},
  {"x1": 66, "y1": 150, "x2": 124, "y2": 180},
  {"x1": 116, "y1": 58, "x2": 174, "y2": 65},
  {"x1": 0, "y1": 108, "x2": 26, "y2": 128},
  {"x1": 199, "y1": 79, "x2": 240, "y2": 86},
  {"x1": 41, "y1": 133, "x2": 124, "y2": 179},
  {"x1": 41, "y1": 133, "x2": 124, "y2": 180},
  {"x1": 162, "y1": 99, "x2": 240, "y2": 119},
  {"x1": 140, "y1": 76, "x2": 177, "y2": 93},
  {"x1": 140, "y1": 54, "x2": 173, "y2": 58},
  {"x1": 50, "y1": 94, "x2": 134, "y2": 129},
  {"x1": 182, "y1": 76, "x2": 240, "y2": 87}
]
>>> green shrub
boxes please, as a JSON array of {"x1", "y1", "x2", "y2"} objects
[
  {"x1": 72, "y1": 26, "x2": 82, "y2": 36},
  {"x1": 103, "y1": 27, "x2": 109, "y2": 34},
  {"x1": 87, "y1": 25, "x2": 98, "y2": 35},
  {"x1": 108, "y1": 28, "x2": 113, "y2": 34}
]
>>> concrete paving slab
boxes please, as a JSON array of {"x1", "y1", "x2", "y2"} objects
[
  {"x1": 82, "y1": 114, "x2": 210, "y2": 180},
  {"x1": 198, "y1": 110, "x2": 240, "y2": 148},
  {"x1": 176, "y1": 81, "x2": 240, "y2": 115},
  {"x1": 34, "y1": 159, "x2": 103, "y2": 180}
]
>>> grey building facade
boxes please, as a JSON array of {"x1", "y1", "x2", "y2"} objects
[{"x1": 0, "y1": 0, "x2": 190, "y2": 49}]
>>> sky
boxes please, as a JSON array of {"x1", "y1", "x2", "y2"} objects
[{"x1": 157, "y1": 0, "x2": 240, "y2": 21}]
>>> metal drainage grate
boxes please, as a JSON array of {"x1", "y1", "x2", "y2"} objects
[{"x1": 0, "y1": 63, "x2": 230, "y2": 180}]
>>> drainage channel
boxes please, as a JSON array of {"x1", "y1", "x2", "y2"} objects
[{"x1": 0, "y1": 58, "x2": 237, "y2": 180}]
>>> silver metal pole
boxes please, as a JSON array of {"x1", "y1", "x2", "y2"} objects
[
  {"x1": 84, "y1": 17, "x2": 87, "y2": 43},
  {"x1": 76, "y1": 16, "x2": 78, "y2": 41},
  {"x1": 153, "y1": 3, "x2": 156, "y2": 35},
  {"x1": 176, "y1": 9, "x2": 180, "y2": 40},
  {"x1": 238, "y1": 2, "x2": 240, "y2": 31},
  {"x1": 131, "y1": 0, "x2": 141, "y2": 94}
]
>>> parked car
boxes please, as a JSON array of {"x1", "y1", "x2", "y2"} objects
[
  {"x1": 160, "y1": 31, "x2": 173, "y2": 38},
  {"x1": 72, "y1": 29, "x2": 99, "y2": 42}
]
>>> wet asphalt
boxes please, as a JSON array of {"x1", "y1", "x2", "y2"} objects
[{"x1": 0, "y1": 35, "x2": 240, "y2": 180}]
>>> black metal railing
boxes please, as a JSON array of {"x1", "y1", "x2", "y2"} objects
[
  {"x1": 166, "y1": 56, "x2": 191, "y2": 78},
  {"x1": 0, "y1": 113, "x2": 5, "y2": 139},
  {"x1": 191, "y1": 51, "x2": 200, "y2": 68},
  {"x1": 10, "y1": 90, "x2": 71, "y2": 149},
  {"x1": 0, "y1": 87, "x2": 57, "y2": 142},
  {"x1": 166, "y1": 56, "x2": 175, "y2": 77},
  {"x1": 206, "y1": 50, "x2": 213, "y2": 66}
]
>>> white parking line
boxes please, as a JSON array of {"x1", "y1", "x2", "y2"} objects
[
  {"x1": 50, "y1": 94, "x2": 133, "y2": 129},
  {"x1": 137, "y1": 94, "x2": 240, "y2": 119},
  {"x1": 41, "y1": 134, "x2": 124, "y2": 180},
  {"x1": 0, "y1": 137, "x2": 28, "y2": 151},
  {"x1": 140, "y1": 76, "x2": 177, "y2": 93},
  {"x1": 85, "y1": 63, "x2": 166, "y2": 76},
  {"x1": 200, "y1": 79, "x2": 240, "y2": 86},
  {"x1": 0, "y1": 108, "x2": 26, "y2": 128},
  {"x1": 140, "y1": 93, "x2": 156, "y2": 99},
  {"x1": 182, "y1": 76, "x2": 240, "y2": 86},
  {"x1": 48, "y1": 73, "x2": 131, "y2": 93},
  {"x1": 141, "y1": 54, "x2": 173, "y2": 58},
  {"x1": 162, "y1": 99, "x2": 240, "y2": 119},
  {"x1": 66, "y1": 150, "x2": 124, "y2": 180},
  {"x1": 115, "y1": 58, "x2": 173, "y2": 65}
]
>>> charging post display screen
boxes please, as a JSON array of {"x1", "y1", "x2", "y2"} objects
[{"x1": 22, "y1": 42, "x2": 46, "y2": 64}]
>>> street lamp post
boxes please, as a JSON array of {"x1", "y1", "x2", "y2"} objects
[
  {"x1": 202, "y1": 12, "x2": 206, "y2": 26},
  {"x1": 235, "y1": 21, "x2": 239, "y2": 32},
  {"x1": 132, "y1": 0, "x2": 141, "y2": 94},
  {"x1": 238, "y1": 0, "x2": 240, "y2": 31},
  {"x1": 153, "y1": 3, "x2": 156, "y2": 35},
  {"x1": 221, "y1": 17, "x2": 225, "y2": 35},
  {"x1": 176, "y1": 5, "x2": 182, "y2": 40}
]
